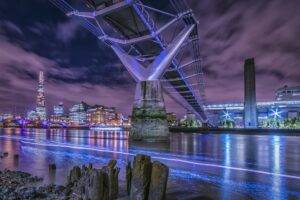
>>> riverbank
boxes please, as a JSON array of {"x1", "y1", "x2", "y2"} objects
[
  {"x1": 170, "y1": 127, "x2": 300, "y2": 135},
  {"x1": 0, "y1": 154, "x2": 171, "y2": 200},
  {"x1": 0, "y1": 169, "x2": 66, "y2": 200}
]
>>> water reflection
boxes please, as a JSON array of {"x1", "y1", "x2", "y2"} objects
[
  {"x1": 0, "y1": 128, "x2": 300, "y2": 199},
  {"x1": 221, "y1": 134, "x2": 231, "y2": 200}
]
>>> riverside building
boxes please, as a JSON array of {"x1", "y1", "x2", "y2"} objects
[{"x1": 205, "y1": 87, "x2": 300, "y2": 127}]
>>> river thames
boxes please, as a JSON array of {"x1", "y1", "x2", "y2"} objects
[{"x1": 0, "y1": 128, "x2": 300, "y2": 199}]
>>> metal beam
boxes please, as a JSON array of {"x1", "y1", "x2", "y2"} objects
[
  {"x1": 99, "y1": 16, "x2": 181, "y2": 45},
  {"x1": 111, "y1": 44, "x2": 146, "y2": 81},
  {"x1": 166, "y1": 58, "x2": 202, "y2": 72},
  {"x1": 161, "y1": 72, "x2": 203, "y2": 82},
  {"x1": 147, "y1": 24, "x2": 195, "y2": 80},
  {"x1": 163, "y1": 82, "x2": 203, "y2": 89},
  {"x1": 67, "y1": 0, "x2": 133, "y2": 18},
  {"x1": 135, "y1": 3, "x2": 177, "y2": 17},
  {"x1": 170, "y1": 91, "x2": 192, "y2": 94}
]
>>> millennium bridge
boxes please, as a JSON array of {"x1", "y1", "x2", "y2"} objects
[{"x1": 49, "y1": 0, "x2": 208, "y2": 141}]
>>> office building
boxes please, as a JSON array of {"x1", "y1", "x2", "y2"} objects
[
  {"x1": 87, "y1": 105, "x2": 122, "y2": 126},
  {"x1": 50, "y1": 102, "x2": 68, "y2": 124},
  {"x1": 276, "y1": 85, "x2": 300, "y2": 101},
  {"x1": 36, "y1": 71, "x2": 47, "y2": 121},
  {"x1": 69, "y1": 102, "x2": 89, "y2": 126},
  {"x1": 54, "y1": 102, "x2": 64, "y2": 115}
]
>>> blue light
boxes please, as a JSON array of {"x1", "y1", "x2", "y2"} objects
[
  {"x1": 91, "y1": 126, "x2": 123, "y2": 131},
  {"x1": 270, "y1": 108, "x2": 282, "y2": 120},
  {"x1": 222, "y1": 110, "x2": 231, "y2": 120},
  {"x1": 19, "y1": 139, "x2": 300, "y2": 181}
]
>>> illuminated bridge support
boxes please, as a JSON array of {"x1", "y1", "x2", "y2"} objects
[
  {"x1": 112, "y1": 25, "x2": 195, "y2": 142},
  {"x1": 131, "y1": 81, "x2": 168, "y2": 141}
]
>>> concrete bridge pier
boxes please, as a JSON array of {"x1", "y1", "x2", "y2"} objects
[
  {"x1": 111, "y1": 25, "x2": 195, "y2": 142},
  {"x1": 131, "y1": 80, "x2": 169, "y2": 142}
]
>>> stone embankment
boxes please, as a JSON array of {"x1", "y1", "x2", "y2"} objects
[{"x1": 0, "y1": 154, "x2": 168, "y2": 200}]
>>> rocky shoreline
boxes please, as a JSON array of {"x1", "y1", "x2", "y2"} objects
[
  {"x1": 0, "y1": 169, "x2": 66, "y2": 200},
  {"x1": 0, "y1": 154, "x2": 169, "y2": 200}
]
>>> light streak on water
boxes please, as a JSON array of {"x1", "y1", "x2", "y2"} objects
[{"x1": 18, "y1": 140, "x2": 300, "y2": 181}]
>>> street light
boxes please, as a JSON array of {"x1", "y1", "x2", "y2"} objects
[
  {"x1": 222, "y1": 110, "x2": 231, "y2": 120},
  {"x1": 270, "y1": 108, "x2": 281, "y2": 120}
]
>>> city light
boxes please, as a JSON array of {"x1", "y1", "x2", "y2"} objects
[
  {"x1": 90, "y1": 126, "x2": 123, "y2": 131},
  {"x1": 270, "y1": 108, "x2": 282, "y2": 120},
  {"x1": 222, "y1": 110, "x2": 231, "y2": 120}
]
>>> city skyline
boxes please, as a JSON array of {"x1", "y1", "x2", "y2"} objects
[{"x1": 0, "y1": 0, "x2": 299, "y2": 117}]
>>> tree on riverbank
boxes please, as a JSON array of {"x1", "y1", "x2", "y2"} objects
[
  {"x1": 218, "y1": 120, "x2": 236, "y2": 128},
  {"x1": 260, "y1": 118, "x2": 300, "y2": 129}
]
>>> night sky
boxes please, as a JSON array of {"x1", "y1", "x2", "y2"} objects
[{"x1": 0, "y1": 0, "x2": 299, "y2": 116}]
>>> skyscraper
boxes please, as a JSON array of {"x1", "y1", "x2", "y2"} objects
[
  {"x1": 244, "y1": 58, "x2": 258, "y2": 128},
  {"x1": 36, "y1": 71, "x2": 46, "y2": 121}
]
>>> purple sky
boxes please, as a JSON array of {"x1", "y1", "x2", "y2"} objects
[{"x1": 0, "y1": 0, "x2": 299, "y2": 117}]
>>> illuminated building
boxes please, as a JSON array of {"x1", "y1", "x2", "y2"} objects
[
  {"x1": 0, "y1": 114, "x2": 14, "y2": 121},
  {"x1": 104, "y1": 107, "x2": 116, "y2": 123},
  {"x1": 244, "y1": 58, "x2": 258, "y2": 128},
  {"x1": 167, "y1": 112, "x2": 177, "y2": 127},
  {"x1": 27, "y1": 110, "x2": 39, "y2": 121},
  {"x1": 115, "y1": 113, "x2": 124, "y2": 126},
  {"x1": 69, "y1": 102, "x2": 89, "y2": 126},
  {"x1": 86, "y1": 105, "x2": 106, "y2": 125},
  {"x1": 122, "y1": 116, "x2": 131, "y2": 128},
  {"x1": 50, "y1": 102, "x2": 68, "y2": 123},
  {"x1": 87, "y1": 105, "x2": 123, "y2": 126},
  {"x1": 54, "y1": 102, "x2": 64, "y2": 115},
  {"x1": 205, "y1": 100, "x2": 300, "y2": 127},
  {"x1": 276, "y1": 85, "x2": 300, "y2": 101},
  {"x1": 36, "y1": 71, "x2": 47, "y2": 121}
]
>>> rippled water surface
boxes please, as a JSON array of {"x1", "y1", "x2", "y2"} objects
[{"x1": 0, "y1": 128, "x2": 300, "y2": 199}]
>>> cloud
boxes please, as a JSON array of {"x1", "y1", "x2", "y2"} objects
[
  {"x1": 56, "y1": 19, "x2": 81, "y2": 43},
  {"x1": 0, "y1": 20, "x2": 23, "y2": 36},
  {"x1": 187, "y1": 0, "x2": 300, "y2": 103},
  {"x1": 28, "y1": 22, "x2": 53, "y2": 36}
]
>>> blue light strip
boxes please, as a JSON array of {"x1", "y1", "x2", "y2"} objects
[
  {"x1": 90, "y1": 126, "x2": 123, "y2": 131},
  {"x1": 20, "y1": 140, "x2": 300, "y2": 181}
]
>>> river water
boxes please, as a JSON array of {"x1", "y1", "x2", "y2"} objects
[{"x1": 0, "y1": 128, "x2": 299, "y2": 199}]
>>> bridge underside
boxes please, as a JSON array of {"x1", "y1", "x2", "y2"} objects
[{"x1": 50, "y1": 0, "x2": 209, "y2": 141}]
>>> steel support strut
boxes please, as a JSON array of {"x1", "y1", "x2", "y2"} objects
[{"x1": 110, "y1": 24, "x2": 195, "y2": 82}]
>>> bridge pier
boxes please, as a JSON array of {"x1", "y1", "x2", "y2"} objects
[
  {"x1": 131, "y1": 81, "x2": 169, "y2": 142},
  {"x1": 109, "y1": 25, "x2": 196, "y2": 142}
]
